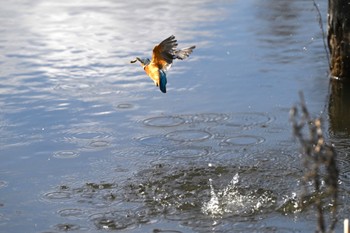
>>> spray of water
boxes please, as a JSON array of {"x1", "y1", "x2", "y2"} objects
[{"x1": 202, "y1": 173, "x2": 276, "y2": 217}]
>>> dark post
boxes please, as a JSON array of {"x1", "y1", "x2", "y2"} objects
[{"x1": 328, "y1": 0, "x2": 350, "y2": 80}]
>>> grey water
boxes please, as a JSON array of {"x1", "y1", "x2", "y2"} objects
[{"x1": 1, "y1": 0, "x2": 350, "y2": 232}]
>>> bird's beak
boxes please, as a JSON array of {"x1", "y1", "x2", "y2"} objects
[{"x1": 130, "y1": 57, "x2": 141, "y2": 64}]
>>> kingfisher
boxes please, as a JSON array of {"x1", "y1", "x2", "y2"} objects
[{"x1": 130, "y1": 35, "x2": 195, "y2": 93}]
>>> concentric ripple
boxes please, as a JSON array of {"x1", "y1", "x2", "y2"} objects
[
  {"x1": 180, "y1": 113, "x2": 230, "y2": 124},
  {"x1": 54, "y1": 223, "x2": 82, "y2": 231},
  {"x1": 246, "y1": 150, "x2": 297, "y2": 168},
  {"x1": 135, "y1": 135, "x2": 180, "y2": 146},
  {"x1": 58, "y1": 208, "x2": 84, "y2": 219},
  {"x1": 143, "y1": 116, "x2": 186, "y2": 127},
  {"x1": 165, "y1": 130, "x2": 212, "y2": 142},
  {"x1": 42, "y1": 191, "x2": 72, "y2": 201},
  {"x1": 116, "y1": 103, "x2": 134, "y2": 110},
  {"x1": 0, "y1": 180, "x2": 8, "y2": 189},
  {"x1": 162, "y1": 146, "x2": 209, "y2": 158},
  {"x1": 90, "y1": 210, "x2": 149, "y2": 231},
  {"x1": 214, "y1": 151, "x2": 247, "y2": 162},
  {"x1": 89, "y1": 140, "x2": 110, "y2": 148},
  {"x1": 57, "y1": 127, "x2": 114, "y2": 150},
  {"x1": 221, "y1": 135, "x2": 265, "y2": 146},
  {"x1": 226, "y1": 112, "x2": 274, "y2": 127},
  {"x1": 53, "y1": 150, "x2": 79, "y2": 159}
]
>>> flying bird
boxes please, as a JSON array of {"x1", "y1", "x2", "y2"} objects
[{"x1": 130, "y1": 35, "x2": 195, "y2": 93}]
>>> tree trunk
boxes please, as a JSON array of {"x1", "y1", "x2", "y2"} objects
[{"x1": 328, "y1": 0, "x2": 350, "y2": 80}]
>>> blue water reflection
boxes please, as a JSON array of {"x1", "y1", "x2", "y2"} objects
[{"x1": 1, "y1": 0, "x2": 348, "y2": 232}]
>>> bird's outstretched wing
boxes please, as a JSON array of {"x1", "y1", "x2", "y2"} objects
[
  {"x1": 151, "y1": 35, "x2": 196, "y2": 71},
  {"x1": 151, "y1": 35, "x2": 178, "y2": 70},
  {"x1": 174, "y1": 45, "x2": 196, "y2": 60}
]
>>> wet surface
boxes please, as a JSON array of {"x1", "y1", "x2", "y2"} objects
[{"x1": 1, "y1": 0, "x2": 350, "y2": 232}]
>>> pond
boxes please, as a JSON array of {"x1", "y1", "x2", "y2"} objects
[{"x1": 1, "y1": 0, "x2": 350, "y2": 232}]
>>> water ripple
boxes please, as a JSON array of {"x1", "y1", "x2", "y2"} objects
[
  {"x1": 220, "y1": 135, "x2": 265, "y2": 146},
  {"x1": 162, "y1": 146, "x2": 209, "y2": 159},
  {"x1": 56, "y1": 124, "x2": 115, "y2": 150},
  {"x1": 54, "y1": 223, "x2": 83, "y2": 231},
  {"x1": 115, "y1": 103, "x2": 134, "y2": 110},
  {"x1": 53, "y1": 150, "x2": 79, "y2": 159},
  {"x1": 135, "y1": 135, "x2": 179, "y2": 147},
  {"x1": 227, "y1": 112, "x2": 274, "y2": 128},
  {"x1": 42, "y1": 191, "x2": 72, "y2": 201},
  {"x1": 336, "y1": 154, "x2": 350, "y2": 190},
  {"x1": 90, "y1": 210, "x2": 150, "y2": 231},
  {"x1": 180, "y1": 113, "x2": 230, "y2": 124},
  {"x1": 165, "y1": 129, "x2": 212, "y2": 142},
  {"x1": 143, "y1": 115, "x2": 186, "y2": 127},
  {"x1": 0, "y1": 180, "x2": 8, "y2": 189},
  {"x1": 88, "y1": 140, "x2": 110, "y2": 148},
  {"x1": 57, "y1": 208, "x2": 84, "y2": 219}
]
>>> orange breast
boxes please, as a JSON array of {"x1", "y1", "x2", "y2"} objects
[{"x1": 144, "y1": 64, "x2": 160, "y2": 85}]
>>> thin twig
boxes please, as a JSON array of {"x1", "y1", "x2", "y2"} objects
[
  {"x1": 312, "y1": 0, "x2": 331, "y2": 67},
  {"x1": 290, "y1": 92, "x2": 338, "y2": 233}
]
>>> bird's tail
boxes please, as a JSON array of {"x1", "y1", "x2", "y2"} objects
[
  {"x1": 175, "y1": 46, "x2": 196, "y2": 60},
  {"x1": 159, "y1": 70, "x2": 167, "y2": 93}
]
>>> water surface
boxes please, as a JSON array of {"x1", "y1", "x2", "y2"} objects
[{"x1": 1, "y1": 0, "x2": 349, "y2": 232}]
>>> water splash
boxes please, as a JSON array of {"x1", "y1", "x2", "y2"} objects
[
  {"x1": 277, "y1": 192, "x2": 302, "y2": 214},
  {"x1": 202, "y1": 173, "x2": 276, "y2": 217},
  {"x1": 202, "y1": 178, "x2": 221, "y2": 216}
]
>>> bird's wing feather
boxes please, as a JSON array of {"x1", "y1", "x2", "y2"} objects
[
  {"x1": 174, "y1": 46, "x2": 196, "y2": 60},
  {"x1": 152, "y1": 35, "x2": 177, "y2": 70}
]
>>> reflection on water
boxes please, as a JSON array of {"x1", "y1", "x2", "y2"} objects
[
  {"x1": 1, "y1": 0, "x2": 349, "y2": 232},
  {"x1": 328, "y1": 81, "x2": 350, "y2": 201},
  {"x1": 255, "y1": 0, "x2": 301, "y2": 64},
  {"x1": 329, "y1": 81, "x2": 350, "y2": 135}
]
